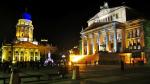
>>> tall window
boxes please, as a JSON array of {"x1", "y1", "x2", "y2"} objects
[
  {"x1": 131, "y1": 30, "x2": 133, "y2": 38},
  {"x1": 129, "y1": 31, "x2": 132, "y2": 38},
  {"x1": 15, "y1": 51, "x2": 19, "y2": 55},
  {"x1": 20, "y1": 57, "x2": 23, "y2": 61},
  {"x1": 16, "y1": 57, "x2": 18, "y2": 61},
  {"x1": 21, "y1": 51, "x2": 24, "y2": 55},
  {"x1": 116, "y1": 14, "x2": 119, "y2": 19},
  {"x1": 136, "y1": 28, "x2": 140, "y2": 37},
  {"x1": 9, "y1": 51, "x2": 11, "y2": 54},
  {"x1": 133, "y1": 40, "x2": 137, "y2": 49},
  {"x1": 127, "y1": 31, "x2": 130, "y2": 38},
  {"x1": 133, "y1": 30, "x2": 135, "y2": 38},
  {"x1": 129, "y1": 41, "x2": 132, "y2": 50},
  {"x1": 30, "y1": 57, "x2": 33, "y2": 61},
  {"x1": 35, "y1": 57, "x2": 37, "y2": 61},
  {"x1": 35, "y1": 52, "x2": 38, "y2": 56},
  {"x1": 30, "y1": 52, "x2": 34, "y2": 56},
  {"x1": 110, "y1": 16, "x2": 113, "y2": 21}
]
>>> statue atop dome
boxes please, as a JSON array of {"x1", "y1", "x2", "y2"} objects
[{"x1": 100, "y1": 2, "x2": 109, "y2": 10}]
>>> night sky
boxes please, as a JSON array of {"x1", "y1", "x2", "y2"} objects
[{"x1": 0, "y1": 0, "x2": 149, "y2": 51}]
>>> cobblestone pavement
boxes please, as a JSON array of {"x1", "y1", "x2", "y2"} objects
[{"x1": 0, "y1": 64, "x2": 150, "y2": 84}]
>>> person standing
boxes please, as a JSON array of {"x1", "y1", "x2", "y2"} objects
[{"x1": 120, "y1": 59, "x2": 124, "y2": 71}]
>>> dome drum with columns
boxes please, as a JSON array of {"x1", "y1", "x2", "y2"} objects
[{"x1": 16, "y1": 19, "x2": 33, "y2": 42}]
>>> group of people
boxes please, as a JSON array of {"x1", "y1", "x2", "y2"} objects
[{"x1": 0, "y1": 60, "x2": 47, "y2": 73}]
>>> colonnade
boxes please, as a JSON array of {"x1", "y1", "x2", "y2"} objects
[
  {"x1": 81, "y1": 23, "x2": 118, "y2": 55},
  {"x1": 12, "y1": 48, "x2": 40, "y2": 62}
]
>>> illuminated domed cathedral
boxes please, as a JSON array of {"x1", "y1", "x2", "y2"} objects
[{"x1": 1, "y1": 12, "x2": 40, "y2": 63}]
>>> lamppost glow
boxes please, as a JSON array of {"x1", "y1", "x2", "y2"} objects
[{"x1": 70, "y1": 54, "x2": 85, "y2": 62}]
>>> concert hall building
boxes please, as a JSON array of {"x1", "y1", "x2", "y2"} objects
[{"x1": 80, "y1": 2, "x2": 149, "y2": 64}]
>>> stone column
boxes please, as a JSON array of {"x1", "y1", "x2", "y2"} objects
[
  {"x1": 38, "y1": 52, "x2": 40, "y2": 61},
  {"x1": 105, "y1": 30, "x2": 109, "y2": 51},
  {"x1": 91, "y1": 33, "x2": 96, "y2": 54},
  {"x1": 97, "y1": 31, "x2": 101, "y2": 51},
  {"x1": 23, "y1": 54, "x2": 25, "y2": 62},
  {"x1": 113, "y1": 23, "x2": 117, "y2": 52},
  {"x1": 29, "y1": 50, "x2": 31, "y2": 61},
  {"x1": 34, "y1": 50, "x2": 35, "y2": 61},
  {"x1": 18, "y1": 50, "x2": 21, "y2": 62},
  {"x1": 24, "y1": 49, "x2": 26, "y2": 61},
  {"x1": 82, "y1": 35, "x2": 85, "y2": 55},
  {"x1": 87, "y1": 36, "x2": 90, "y2": 55}
]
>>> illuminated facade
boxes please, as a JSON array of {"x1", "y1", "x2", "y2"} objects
[
  {"x1": 16, "y1": 19, "x2": 33, "y2": 42},
  {"x1": 80, "y1": 2, "x2": 147, "y2": 63},
  {"x1": 1, "y1": 12, "x2": 40, "y2": 63},
  {"x1": 2, "y1": 42, "x2": 40, "y2": 62}
]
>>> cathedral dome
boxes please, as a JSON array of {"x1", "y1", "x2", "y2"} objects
[{"x1": 22, "y1": 12, "x2": 31, "y2": 20}]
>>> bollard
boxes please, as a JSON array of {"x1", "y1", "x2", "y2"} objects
[
  {"x1": 9, "y1": 67, "x2": 21, "y2": 84},
  {"x1": 72, "y1": 66, "x2": 80, "y2": 80}
]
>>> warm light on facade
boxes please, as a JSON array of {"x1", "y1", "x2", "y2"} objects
[
  {"x1": 1, "y1": 42, "x2": 40, "y2": 63},
  {"x1": 69, "y1": 54, "x2": 85, "y2": 63}
]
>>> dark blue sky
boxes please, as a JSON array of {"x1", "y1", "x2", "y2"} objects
[{"x1": 0, "y1": 0, "x2": 149, "y2": 51}]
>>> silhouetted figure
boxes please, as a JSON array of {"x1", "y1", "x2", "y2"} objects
[
  {"x1": 58, "y1": 65, "x2": 67, "y2": 78},
  {"x1": 3, "y1": 62, "x2": 6, "y2": 73},
  {"x1": 132, "y1": 60, "x2": 135, "y2": 66},
  {"x1": 36, "y1": 61, "x2": 40, "y2": 70},
  {"x1": 9, "y1": 64, "x2": 12, "y2": 73},
  {"x1": 85, "y1": 61, "x2": 87, "y2": 67},
  {"x1": 24, "y1": 62, "x2": 27, "y2": 68},
  {"x1": 94, "y1": 61, "x2": 97, "y2": 66},
  {"x1": 98, "y1": 60, "x2": 100, "y2": 65},
  {"x1": 3, "y1": 61, "x2": 10, "y2": 73},
  {"x1": 120, "y1": 60, "x2": 124, "y2": 71}
]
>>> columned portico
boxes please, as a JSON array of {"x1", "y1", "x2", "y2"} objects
[
  {"x1": 81, "y1": 23, "x2": 120, "y2": 53},
  {"x1": 79, "y1": 2, "x2": 147, "y2": 64}
]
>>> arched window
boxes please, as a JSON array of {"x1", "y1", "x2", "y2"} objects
[
  {"x1": 35, "y1": 57, "x2": 37, "y2": 61},
  {"x1": 128, "y1": 41, "x2": 132, "y2": 50},
  {"x1": 133, "y1": 40, "x2": 137, "y2": 50},
  {"x1": 20, "y1": 57, "x2": 23, "y2": 61},
  {"x1": 116, "y1": 14, "x2": 119, "y2": 19},
  {"x1": 30, "y1": 57, "x2": 33, "y2": 61}
]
